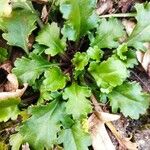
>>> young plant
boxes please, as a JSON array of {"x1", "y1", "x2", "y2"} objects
[{"x1": 0, "y1": 0, "x2": 149, "y2": 149}]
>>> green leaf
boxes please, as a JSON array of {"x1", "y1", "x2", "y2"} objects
[
  {"x1": 87, "y1": 46, "x2": 103, "y2": 62},
  {"x1": 0, "y1": 47, "x2": 8, "y2": 63},
  {"x1": 0, "y1": 0, "x2": 12, "y2": 17},
  {"x1": 116, "y1": 43, "x2": 128, "y2": 60},
  {"x1": 12, "y1": 0, "x2": 34, "y2": 12},
  {"x1": 90, "y1": 18, "x2": 125, "y2": 49},
  {"x1": 108, "y1": 82, "x2": 150, "y2": 119},
  {"x1": 10, "y1": 133, "x2": 23, "y2": 150},
  {"x1": 1, "y1": 10, "x2": 37, "y2": 54},
  {"x1": 88, "y1": 57, "x2": 128, "y2": 93},
  {"x1": 72, "y1": 52, "x2": 89, "y2": 71},
  {"x1": 12, "y1": 53, "x2": 53, "y2": 85},
  {"x1": 60, "y1": 0, "x2": 98, "y2": 41},
  {"x1": 115, "y1": 43, "x2": 138, "y2": 68},
  {"x1": 10, "y1": 100, "x2": 65, "y2": 150},
  {"x1": 59, "y1": 121, "x2": 91, "y2": 150},
  {"x1": 42, "y1": 67, "x2": 69, "y2": 92},
  {"x1": 63, "y1": 83, "x2": 92, "y2": 119},
  {"x1": 128, "y1": 3, "x2": 150, "y2": 51},
  {"x1": 36, "y1": 22, "x2": 66, "y2": 56},
  {"x1": 0, "y1": 98, "x2": 20, "y2": 122},
  {"x1": 32, "y1": 44, "x2": 45, "y2": 55}
]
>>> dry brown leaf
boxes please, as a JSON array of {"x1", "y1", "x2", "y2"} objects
[
  {"x1": 122, "y1": 19, "x2": 150, "y2": 76},
  {"x1": 89, "y1": 112, "x2": 120, "y2": 150},
  {"x1": 106, "y1": 122, "x2": 138, "y2": 150},
  {"x1": 41, "y1": 5, "x2": 48, "y2": 23},
  {"x1": 122, "y1": 19, "x2": 136, "y2": 36},
  {"x1": 96, "y1": 0, "x2": 113, "y2": 15},
  {"x1": 0, "y1": 83, "x2": 28, "y2": 99},
  {"x1": 0, "y1": 61, "x2": 12, "y2": 73},
  {"x1": 91, "y1": 95, "x2": 138, "y2": 150},
  {"x1": 4, "y1": 73, "x2": 19, "y2": 92},
  {"x1": 136, "y1": 49, "x2": 150, "y2": 76}
]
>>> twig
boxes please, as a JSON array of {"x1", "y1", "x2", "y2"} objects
[{"x1": 100, "y1": 13, "x2": 136, "y2": 18}]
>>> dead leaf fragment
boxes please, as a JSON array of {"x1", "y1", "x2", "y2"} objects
[
  {"x1": 90, "y1": 95, "x2": 138, "y2": 150},
  {"x1": 106, "y1": 122, "x2": 138, "y2": 150},
  {"x1": 0, "y1": 61, "x2": 12, "y2": 73},
  {"x1": 4, "y1": 73, "x2": 19, "y2": 92},
  {"x1": 96, "y1": 0, "x2": 113, "y2": 15},
  {"x1": 41, "y1": 5, "x2": 49, "y2": 23},
  {"x1": 136, "y1": 48, "x2": 150, "y2": 76},
  {"x1": 122, "y1": 19, "x2": 136, "y2": 36},
  {"x1": 89, "y1": 112, "x2": 120, "y2": 150},
  {"x1": 0, "y1": 82, "x2": 28, "y2": 100}
]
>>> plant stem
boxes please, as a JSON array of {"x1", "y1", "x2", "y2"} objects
[{"x1": 100, "y1": 13, "x2": 136, "y2": 18}]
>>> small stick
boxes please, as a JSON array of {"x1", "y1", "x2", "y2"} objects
[{"x1": 100, "y1": 13, "x2": 136, "y2": 18}]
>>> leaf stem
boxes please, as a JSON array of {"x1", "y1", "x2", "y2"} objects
[{"x1": 99, "y1": 13, "x2": 136, "y2": 18}]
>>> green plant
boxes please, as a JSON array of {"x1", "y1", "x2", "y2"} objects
[{"x1": 0, "y1": 0, "x2": 150, "y2": 149}]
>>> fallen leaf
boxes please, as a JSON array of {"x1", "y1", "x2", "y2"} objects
[
  {"x1": 91, "y1": 95, "x2": 138, "y2": 150},
  {"x1": 136, "y1": 48, "x2": 150, "y2": 76},
  {"x1": 41, "y1": 5, "x2": 48, "y2": 23},
  {"x1": 106, "y1": 122, "x2": 138, "y2": 150},
  {"x1": 0, "y1": 83, "x2": 28, "y2": 99},
  {"x1": 96, "y1": 0, "x2": 113, "y2": 15},
  {"x1": 4, "y1": 73, "x2": 19, "y2": 92},
  {"x1": 122, "y1": 19, "x2": 136, "y2": 36},
  {"x1": 0, "y1": 61, "x2": 12, "y2": 73},
  {"x1": 89, "y1": 112, "x2": 120, "y2": 150}
]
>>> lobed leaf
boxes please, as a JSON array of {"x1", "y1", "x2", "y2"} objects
[
  {"x1": 72, "y1": 52, "x2": 89, "y2": 71},
  {"x1": 36, "y1": 22, "x2": 66, "y2": 56},
  {"x1": 63, "y1": 83, "x2": 92, "y2": 119},
  {"x1": 90, "y1": 18, "x2": 125, "y2": 49},
  {"x1": 59, "y1": 121, "x2": 91, "y2": 150},
  {"x1": 108, "y1": 81, "x2": 150, "y2": 119},
  {"x1": 1, "y1": 10, "x2": 37, "y2": 54},
  {"x1": 12, "y1": 53, "x2": 53, "y2": 85},
  {"x1": 88, "y1": 57, "x2": 128, "y2": 93},
  {"x1": 0, "y1": 98, "x2": 20, "y2": 122},
  {"x1": 128, "y1": 3, "x2": 150, "y2": 51},
  {"x1": 42, "y1": 67, "x2": 69, "y2": 92},
  {"x1": 115, "y1": 43, "x2": 138, "y2": 68},
  {"x1": 10, "y1": 100, "x2": 65, "y2": 150}
]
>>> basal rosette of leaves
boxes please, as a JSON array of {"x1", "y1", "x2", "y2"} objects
[{"x1": 0, "y1": 0, "x2": 149, "y2": 149}]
